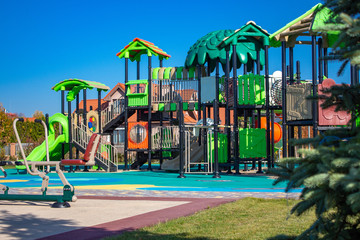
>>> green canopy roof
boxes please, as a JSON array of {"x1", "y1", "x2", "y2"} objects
[
  {"x1": 185, "y1": 22, "x2": 269, "y2": 73},
  {"x1": 269, "y1": 3, "x2": 341, "y2": 48},
  {"x1": 116, "y1": 38, "x2": 171, "y2": 62},
  {"x1": 52, "y1": 79, "x2": 110, "y2": 102}
]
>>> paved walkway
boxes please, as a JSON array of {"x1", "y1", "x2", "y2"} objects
[{"x1": 0, "y1": 169, "x2": 301, "y2": 239}]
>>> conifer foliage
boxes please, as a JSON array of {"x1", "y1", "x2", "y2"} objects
[{"x1": 270, "y1": 1, "x2": 360, "y2": 239}]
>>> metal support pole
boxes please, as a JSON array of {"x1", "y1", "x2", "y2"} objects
[
  {"x1": 178, "y1": 99, "x2": 185, "y2": 178},
  {"x1": 312, "y1": 36, "x2": 318, "y2": 137},
  {"x1": 225, "y1": 48, "x2": 231, "y2": 173},
  {"x1": 271, "y1": 109, "x2": 275, "y2": 167},
  {"x1": 197, "y1": 65, "x2": 202, "y2": 146},
  {"x1": 263, "y1": 45, "x2": 270, "y2": 173},
  {"x1": 75, "y1": 94, "x2": 80, "y2": 169},
  {"x1": 233, "y1": 44, "x2": 240, "y2": 174},
  {"x1": 281, "y1": 41, "x2": 287, "y2": 158},
  {"x1": 318, "y1": 38, "x2": 324, "y2": 84},
  {"x1": 68, "y1": 100, "x2": 73, "y2": 172},
  {"x1": 61, "y1": 90, "x2": 65, "y2": 160},
  {"x1": 289, "y1": 47, "x2": 294, "y2": 85},
  {"x1": 124, "y1": 58, "x2": 129, "y2": 170},
  {"x1": 296, "y1": 61, "x2": 301, "y2": 84},
  {"x1": 323, "y1": 48, "x2": 328, "y2": 77},
  {"x1": 82, "y1": 89, "x2": 88, "y2": 172},
  {"x1": 213, "y1": 60, "x2": 220, "y2": 178},
  {"x1": 147, "y1": 55, "x2": 152, "y2": 171},
  {"x1": 98, "y1": 90, "x2": 102, "y2": 134}
]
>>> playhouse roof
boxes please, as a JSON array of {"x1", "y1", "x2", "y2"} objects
[
  {"x1": 269, "y1": 3, "x2": 341, "y2": 48},
  {"x1": 116, "y1": 38, "x2": 171, "y2": 62},
  {"x1": 185, "y1": 22, "x2": 269, "y2": 73},
  {"x1": 52, "y1": 79, "x2": 110, "y2": 102}
]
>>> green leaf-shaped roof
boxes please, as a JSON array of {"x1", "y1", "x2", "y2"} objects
[
  {"x1": 52, "y1": 79, "x2": 110, "y2": 102},
  {"x1": 185, "y1": 24, "x2": 268, "y2": 73}
]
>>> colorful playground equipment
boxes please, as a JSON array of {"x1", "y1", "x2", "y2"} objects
[
  {"x1": 0, "y1": 118, "x2": 76, "y2": 208},
  {"x1": 12, "y1": 3, "x2": 359, "y2": 179}
]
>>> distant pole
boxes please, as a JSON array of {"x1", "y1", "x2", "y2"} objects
[
  {"x1": 262, "y1": 44, "x2": 269, "y2": 173},
  {"x1": 225, "y1": 47, "x2": 231, "y2": 173},
  {"x1": 68, "y1": 100, "x2": 73, "y2": 172},
  {"x1": 147, "y1": 55, "x2": 152, "y2": 171},
  {"x1": 213, "y1": 60, "x2": 220, "y2": 178},
  {"x1": 318, "y1": 38, "x2": 323, "y2": 84}
]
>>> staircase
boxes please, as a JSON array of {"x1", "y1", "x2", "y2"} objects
[
  {"x1": 72, "y1": 123, "x2": 119, "y2": 172},
  {"x1": 101, "y1": 99, "x2": 135, "y2": 134}
]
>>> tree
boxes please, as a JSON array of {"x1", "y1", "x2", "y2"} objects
[
  {"x1": 269, "y1": 1, "x2": 360, "y2": 239},
  {"x1": 32, "y1": 110, "x2": 45, "y2": 119},
  {"x1": 320, "y1": 0, "x2": 360, "y2": 74}
]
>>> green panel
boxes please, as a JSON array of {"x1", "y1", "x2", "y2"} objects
[
  {"x1": 152, "y1": 67, "x2": 161, "y2": 80},
  {"x1": 238, "y1": 75, "x2": 244, "y2": 105},
  {"x1": 126, "y1": 80, "x2": 148, "y2": 106},
  {"x1": 195, "y1": 102, "x2": 199, "y2": 111},
  {"x1": 164, "y1": 67, "x2": 172, "y2": 79},
  {"x1": 158, "y1": 103, "x2": 165, "y2": 111},
  {"x1": 176, "y1": 67, "x2": 183, "y2": 79},
  {"x1": 254, "y1": 75, "x2": 265, "y2": 105},
  {"x1": 188, "y1": 67, "x2": 195, "y2": 79},
  {"x1": 183, "y1": 102, "x2": 188, "y2": 111},
  {"x1": 249, "y1": 74, "x2": 255, "y2": 104},
  {"x1": 239, "y1": 128, "x2": 266, "y2": 158},
  {"x1": 208, "y1": 133, "x2": 228, "y2": 163},
  {"x1": 244, "y1": 75, "x2": 249, "y2": 104},
  {"x1": 170, "y1": 103, "x2": 177, "y2": 111}
]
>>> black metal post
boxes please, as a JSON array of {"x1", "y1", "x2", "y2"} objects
[
  {"x1": 147, "y1": 55, "x2": 152, "y2": 171},
  {"x1": 61, "y1": 90, "x2": 65, "y2": 160},
  {"x1": 312, "y1": 36, "x2": 318, "y2": 137},
  {"x1": 83, "y1": 89, "x2": 88, "y2": 172},
  {"x1": 137, "y1": 60, "x2": 140, "y2": 80},
  {"x1": 323, "y1": 48, "x2": 328, "y2": 77},
  {"x1": 75, "y1": 94, "x2": 80, "y2": 169},
  {"x1": 159, "y1": 59, "x2": 163, "y2": 68},
  {"x1": 124, "y1": 58, "x2": 129, "y2": 170},
  {"x1": 289, "y1": 47, "x2": 294, "y2": 85},
  {"x1": 213, "y1": 60, "x2": 220, "y2": 178},
  {"x1": 233, "y1": 44, "x2": 240, "y2": 174},
  {"x1": 271, "y1": 109, "x2": 275, "y2": 167},
  {"x1": 296, "y1": 61, "x2": 301, "y2": 84},
  {"x1": 68, "y1": 100, "x2": 73, "y2": 172},
  {"x1": 262, "y1": 45, "x2": 269, "y2": 173},
  {"x1": 203, "y1": 103, "x2": 207, "y2": 172},
  {"x1": 281, "y1": 41, "x2": 287, "y2": 158},
  {"x1": 256, "y1": 50, "x2": 261, "y2": 75},
  {"x1": 225, "y1": 47, "x2": 231, "y2": 173},
  {"x1": 318, "y1": 38, "x2": 323, "y2": 84},
  {"x1": 197, "y1": 65, "x2": 202, "y2": 146},
  {"x1": 98, "y1": 90, "x2": 102, "y2": 134},
  {"x1": 178, "y1": 98, "x2": 185, "y2": 178}
]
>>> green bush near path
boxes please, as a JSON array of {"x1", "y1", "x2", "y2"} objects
[{"x1": 106, "y1": 198, "x2": 315, "y2": 240}]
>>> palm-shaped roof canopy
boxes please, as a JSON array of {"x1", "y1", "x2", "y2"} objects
[{"x1": 185, "y1": 22, "x2": 269, "y2": 73}]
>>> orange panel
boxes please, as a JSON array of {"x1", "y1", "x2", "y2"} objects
[{"x1": 128, "y1": 122, "x2": 148, "y2": 149}]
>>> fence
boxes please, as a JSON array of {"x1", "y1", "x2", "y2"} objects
[{"x1": 101, "y1": 99, "x2": 125, "y2": 130}]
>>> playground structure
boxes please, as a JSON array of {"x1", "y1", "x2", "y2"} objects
[
  {"x1": 7, "y1": 3, "x2": 360, "y2": 178},
  {"x1": 0, "y1": 118, "x2": 76, "y2": 208}
]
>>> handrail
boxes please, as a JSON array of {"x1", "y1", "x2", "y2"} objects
[
  {"x1": 101, "y1": 99, "x2": 125, "y2": 130},
  {"x1": 72, "y1": 122, "x2": 119, "y2": 172}
]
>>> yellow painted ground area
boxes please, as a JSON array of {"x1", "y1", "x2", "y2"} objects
[
  {"x1": 49, "y1": 184, "x2": 157, "y2": 190},
  {"x1": 0, "y1": 180, "x2": 28, "y2": 183}
]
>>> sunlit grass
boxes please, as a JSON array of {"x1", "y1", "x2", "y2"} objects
[{"x1": 106, "y1": 198, "x2": 314, "y2": 240}]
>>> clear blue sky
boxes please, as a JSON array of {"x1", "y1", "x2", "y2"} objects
[{"x1": 0, "y1": 0, "x2": 350, "y2": 117}]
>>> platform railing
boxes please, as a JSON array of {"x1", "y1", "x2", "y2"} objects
[
  {"x1": 151, "y1": 79, "x2": 198, "y2": 104},
  {"x1": 151, "y1": 126, "x2": 180, "y2": 150},
  {"x1": 72, "y1": 122, "x2": 119, "y2": 171},
  {"x1": 101, "y1": 99, "x2": 125, "y2": 130}
]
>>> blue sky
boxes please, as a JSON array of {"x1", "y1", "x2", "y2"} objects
[{"x1": 0, "y1": 0, "x2": 350, "y2": 117}]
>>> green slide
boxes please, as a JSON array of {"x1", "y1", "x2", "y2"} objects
[{"x1": 16, "y1": 113, "x2": 69, "y2": 170}]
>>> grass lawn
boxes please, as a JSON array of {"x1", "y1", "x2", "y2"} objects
[{"x1": 106, "y1": 198, "x2": 314, "y2": 240}]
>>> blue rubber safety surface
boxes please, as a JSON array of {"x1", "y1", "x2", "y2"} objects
[{"x1": 1, "y1": 168, "x2": 301, "y2": 194}]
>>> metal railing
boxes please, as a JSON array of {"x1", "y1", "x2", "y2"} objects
[
  {"x1": 184, "y1": 127, "x2": 213, "y2": 174},
  {"x1": 101, "y1": 99, "x2": 125, "y2": 130},
  {"x1": 72, "y1": 122, "x2": 119, "y2": 171},
  {"x1": 151, "y1": 126, "x2": 180, "y2": 149},
  {"x1": 151, "y1": 79, "x2": 199, "y2": 104}
]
